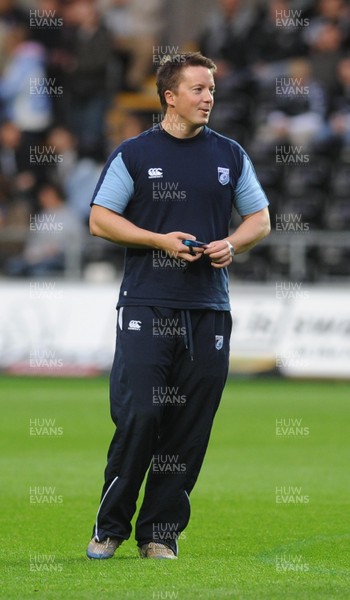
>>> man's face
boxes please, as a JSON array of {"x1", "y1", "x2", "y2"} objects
[{"x1": 166, "y1": 66, "x2": 215, "y2": 129}]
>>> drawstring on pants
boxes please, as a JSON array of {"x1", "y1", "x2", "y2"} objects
[{"x1": 180, "y1": 310, "x2": 194, "y2": 361}]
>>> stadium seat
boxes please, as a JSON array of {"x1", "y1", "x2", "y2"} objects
[
  {"x1": 230, "y1": 248, "x2": 270, "y2": 281},
  {"x1": 278, "y1": 193, "x2": 327, "y2": 229},
  {"x1": 284, "y1": 157, "x2": 332, "y2": 196},
  {"x1": 313, "y1": 247, "x2": 350, "y2": 279},
  {"x1": 331, "y1": 164, "x2": 350, "y2": 197},
  {"x1": 210, "y1": 97, "x2": 253, "y2": 145},
  {"x1": 254, "y1": 163, "x2": 284, "y2": 190},
  {"x1": 326, "y1": 198, "x2": 350, "y2": 230}
]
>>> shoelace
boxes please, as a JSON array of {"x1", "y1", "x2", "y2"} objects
[{"x1": 148, "y1": 542, "x2": 172, "y2": 551}]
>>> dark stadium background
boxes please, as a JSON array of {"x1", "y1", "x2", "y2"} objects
[
  {"x1": 1, "y1": 3, "x2": 350, "y2": 599},
  {"x1": 1, "y1": 0, "x2": 350, "y2": 285}
]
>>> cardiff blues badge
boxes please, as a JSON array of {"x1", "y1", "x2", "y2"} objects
[
  {"x1": 215, "y1": 335, "x2": 224, "y2": 350},
  {"x1": 218, "y1": 167, "x2": 230, "y2": 186}
]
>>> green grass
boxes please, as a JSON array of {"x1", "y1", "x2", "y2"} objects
[{"x1": 0, "y1": 376, "x2": 349, "y2": 599}]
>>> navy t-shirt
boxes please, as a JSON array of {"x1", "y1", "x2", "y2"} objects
[{"x1": 91, "y1": 125, "x2": 268, "y2": 310}]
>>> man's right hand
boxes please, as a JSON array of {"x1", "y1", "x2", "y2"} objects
[
  {"x1": 90, "y1": 207, "x2": 205, "y2": 262},
  {"x1": 157, "y1": 232, "x2": 205, "y2": 262}
]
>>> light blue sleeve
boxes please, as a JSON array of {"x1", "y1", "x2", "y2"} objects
[
  {"x1": 234, "y1": 153, "x2": 269, "y2": 216},
  {"x1": 92, "y1": 152, "x2": 134, "y2": 214}
]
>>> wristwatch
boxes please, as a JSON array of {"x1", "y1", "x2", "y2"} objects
[{"x1": 226, "y1": 241, "x2": 235, "y2": 258}]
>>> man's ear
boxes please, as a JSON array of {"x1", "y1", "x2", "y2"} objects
[{"x1": 164, "y1": 89, "x2": 175, "y2": 108}]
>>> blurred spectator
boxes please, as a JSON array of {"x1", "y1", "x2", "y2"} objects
[
  {"x1": 43, "y1": 126, "x2": 103, "y2": 223},
  {"x1": 62, "y1": 1, "x2": 113, "y2": 158},
  {"x1": 102, "y1": 0, "x2": 137, "y2": 92},
  {"x1": 116, "y1": 111, "x2": 147, "y2": 142},
  {"x1": 317, "y1": 56, "x2": 350, "y2": 154},
  {"x1": 306, "y1": 21, "x2": 344, "y2": 92},
  {"x1": 0, "y1": 120, "x2": 31, "y2": 265},
  {"x1": 254, "y1": 0, "x2": 307, "y2": 66},
  {"x1": 29, "y1": 0, "x2": 67, "y2": 123},
  {"x1": 199, "y1": 0, "x2": 259, "y2": 76},
  {"x1": 0, "y1": 0, "x2": 27, "y2": 71},
  {"x1": 308, "y1": 0, "x2": 350, "y2": 46},
  {"x1": 256, "y1": 58, "x2": 327, "y2": 148},
  {"x1": 0, "y1": 188, "x2": 29, "y2": 268},
  {"x1": 0, "y1": 120, "x2": 27, "y2": 179},
  {"x1": 5, "y1": 181, "x2": 84, "y2": 276},
  {"x1": 0, "y1": 0, "x2": 25, "y2": 25},
  {"x1": 304, "y1": 0, "x2": 350, "y2": 91},
  {"x1": 103, "y1": 0, "x2": 165, "y2": 91},
  {"x1": 43, "y1": 126, "x2": 77, "y2": 186},
  {"x1": 0, "y1": 23, "x2": 52, "y2": 148},
  {"x1": 0, "y1": 120, "x2": 40, "y2": 207},
  {"x1": 198, "y1": 0, "x2": 259, "y2": 143},
  {"x1": 161, "y1": 0, "x2": 213, "y2": 51}
]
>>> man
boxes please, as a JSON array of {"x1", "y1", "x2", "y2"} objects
[
  {"x1": 87, "y1": 52, "x2": 270, "y2": 561},
  {"x1": 5, "y1": 181, "x2": 83, "y2": 276}
]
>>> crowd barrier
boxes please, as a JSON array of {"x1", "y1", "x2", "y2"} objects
[{"x1": 0, "y1": 281, "x2": 349, "y2": 379}]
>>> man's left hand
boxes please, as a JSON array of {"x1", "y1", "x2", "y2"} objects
[{"x1": 204, "y1": 240, "x2": 233, "y2": 268}]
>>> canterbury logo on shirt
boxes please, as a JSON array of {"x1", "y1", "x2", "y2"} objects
[
  {"x1": 128, "y1": 320, "x2": 142, "y2": 331},
  {"x1": 148, "y1": 167, "x2": 163, "y2": 179}
]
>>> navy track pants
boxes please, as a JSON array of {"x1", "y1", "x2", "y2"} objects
[{"x1": 92, "y1": 306, "x2": 232, "y2": 554}]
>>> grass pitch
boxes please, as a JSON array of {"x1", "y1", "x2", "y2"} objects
[{"x1": 0, "y1": 376, "x2": 349, "y2": 599}]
